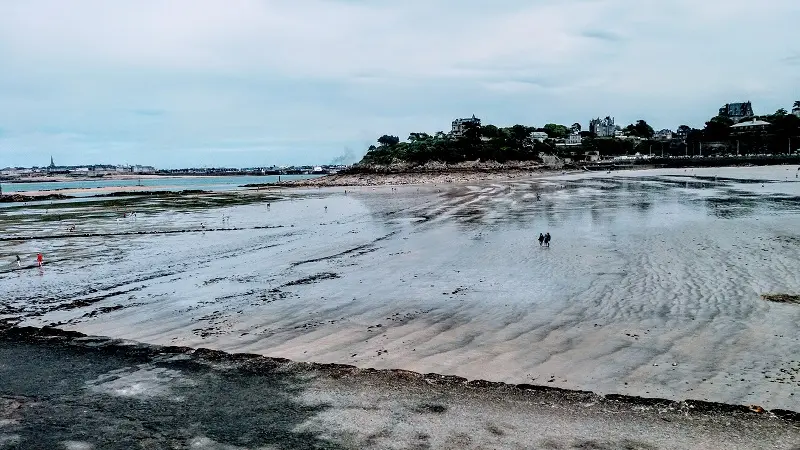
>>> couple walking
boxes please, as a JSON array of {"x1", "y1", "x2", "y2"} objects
[{"x1": 538, "y1": 232, "x2": 551, "y2": 247}]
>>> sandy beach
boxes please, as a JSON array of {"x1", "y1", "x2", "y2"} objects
[{"x1": 1, "y1": 165, "x2": 799, "y2": 413}]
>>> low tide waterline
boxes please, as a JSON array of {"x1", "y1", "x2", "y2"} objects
[
  {"x1": 1, "y1": 165, "x2": 799, "y2": 411},
  {"x1": 0, "y1": 174, "x2": 321, "y2": 195}
]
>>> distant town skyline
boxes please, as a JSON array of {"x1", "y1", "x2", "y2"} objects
[{"x1": 1, "y1": 1, "x2": 798, "y2": 169}]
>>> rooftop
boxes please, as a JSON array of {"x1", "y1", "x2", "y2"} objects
[{"x1": 730, "y1": 119, "x2": 771, "y2": 128}]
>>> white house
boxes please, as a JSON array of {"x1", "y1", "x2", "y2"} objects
[
  {"x1": 566, "y1": 133, "x2": 581, "y2": 145},
  {"x1": 730, "y1": 119, "x2": 771, "y2": 133},
  {"x1": 530, "y1": 131, "x2": 549, "y2": 142},
  {"x1": 132, "y1": 165, "x2": 156, "y2": 174},
  {"x1": 655, "y1": 129, "x2": 673, "y2": 141}
]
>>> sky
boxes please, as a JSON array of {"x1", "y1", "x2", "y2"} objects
[{"x1": 0, "y1": 0, "x2": 798, "y2": 169}]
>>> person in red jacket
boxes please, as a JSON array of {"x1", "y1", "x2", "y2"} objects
[{"x1": 36, "y1": 253, "x2": 43, "y2": 267}]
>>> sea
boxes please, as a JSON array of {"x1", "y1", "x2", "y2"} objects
[{"x1": 0, "y1": 175, "x2": 321, "y2": 195}]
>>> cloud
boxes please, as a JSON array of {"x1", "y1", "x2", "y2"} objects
[
  {"x1": 0, "y1": 0, "x2": 798, "y2": 168},
  {"x1": 580, "y1": 29, "x2": 626, "y2": 42}
]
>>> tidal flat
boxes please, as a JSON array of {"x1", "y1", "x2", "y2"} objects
[{"x1": 2, "y1": 165, "x2": 799, "y2": 411}]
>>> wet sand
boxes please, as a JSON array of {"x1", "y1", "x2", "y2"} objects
[{"x1": 1, "y1": 166, "x2": 799, "y2": 412}]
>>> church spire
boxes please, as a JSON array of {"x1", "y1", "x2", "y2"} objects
[{"x1": 49, "y1": 155, "x2": 55, "y2": 168}]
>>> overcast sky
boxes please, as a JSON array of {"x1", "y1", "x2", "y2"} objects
[{"x1": 1, "y1": 0, "x2": 798, "y2": 168}]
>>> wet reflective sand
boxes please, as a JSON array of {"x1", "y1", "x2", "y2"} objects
[{"x1": 2, "y1": 166, "x2": 799, "y2": 410}]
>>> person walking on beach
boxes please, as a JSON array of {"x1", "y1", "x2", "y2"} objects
[
  {"x1": 538, "y1": 233, "x2": 544, "y2": 247},
  {"x1": 544, "y1": 233, "x2": 551, "y2": 247},
  {"x1": 15, "y1": 255, "x2": 21, "y2": 268},
  {"x1": 36, "y1": 253, "x2": 43, "y2": 267}
]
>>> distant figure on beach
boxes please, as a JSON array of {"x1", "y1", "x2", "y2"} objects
[
  {"x1": 68, "y1": 225, "x2": 75, "y2": 232},
  {"x1": 324, "y1": 206, "x2": 328, "y2": 212},
  {"x1": 36, "y1": 253, "x2": 43, "y2": 267},
  {"x1": 544, "y1": 233, "x2": 551, "y2": 247},
  {"x1": 538, "y1": 233, "x2": 544, "y2": 247},
  {"x1": 16, "y1": 255, "x2": 21, "y2": 267}
]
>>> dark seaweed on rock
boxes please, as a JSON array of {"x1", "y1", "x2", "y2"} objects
[{"x1": 761, "y1": 294, "x2": 800, "y2": 304}]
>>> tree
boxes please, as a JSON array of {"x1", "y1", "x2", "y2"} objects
[
  {"x1": 570, "y1": 123, "x2": 581, "y2": 133},
  {"x1": 543, "y1": 123, "x2": 569, "y2": 139},
  {"x1": 794, "y1": 101, "x2": 800, "y2": 108},
  {"x1": 626, "y1": 120, "x2": 654, "y2": 139},
  {"x1": 377, "y1": 135, "x2": 400, "y2": 146},
  {"x1": 367, "y1": 145, "x2": 377, "y2": 152},
  {"x1": 677, "y1": 125, "x2": 691, "y2": 136},
  {"x1": 408, "y1": 132, "x2": 431, "y2": 142},
  {"x1": 703, "y1": 116, "x2": 734, "y2": 141},
  {"x1": 480, "y1": 124, "x2": 500, "y2": 139}
]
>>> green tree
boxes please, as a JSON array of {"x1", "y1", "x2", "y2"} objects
[
  {"x1": 543, "y1": 123, "x2": 569, "y2": 139},
  {"x1": 480, "y1": 124, "x2": 500, "y2": 139},
  {"x1": 408, "y1": 132, "x2": 431, "y2": 142},
  {"x1": 625, "y1": 120, "x2": 654, "y2": 139},
  {"x1": 677, "y1": 125, "x2": 692, "y2": 137},
  {"x1": 377, "y1": 135, "x2": 400, "y2": 146},
  {"x1": 570, "y1": 123, "x2": 581, "y2": 133},
  {"x1": 703, "y1": 116, "x2": 734, "y2": 141},
  {"x1": 794, "y1": 101, "x2": 800, "y2": 108}
]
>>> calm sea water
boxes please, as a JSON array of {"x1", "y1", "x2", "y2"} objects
[{"x1": 0, "y1": 175, "x2": 321, "y2": 194}]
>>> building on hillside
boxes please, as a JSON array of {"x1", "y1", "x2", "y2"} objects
[
  {"x1": 589, "y1": 116, "x2": 615, "y2": 137},
  {"x1": 450, "y1": 115, "x2": 481, "y2": 138},
  {"x1": 719, "y1": 101, "x2": 754, "y2": 122},
  {"x1": 530, "y1": 131, "x2": 549, "y2": 142},
  {"x1": 654, "y1": 129, "x2": 673, "y2": 141},
  {"x1": 729, "y1": 118, "x2": 770, "y2": 134},
  {"x1": 566, "y1": 132, "x2": 582, "y2": 145}
]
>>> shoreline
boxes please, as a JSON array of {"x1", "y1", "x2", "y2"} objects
[
  {"x1": 250, "y1": 167, "x2": 565, "y2": 188},
  {"x1": 4, "y1": 324, "x2": 797, "y2": 448},
  {"x1": 2, "y1": 323, "x2": 797, "y2": 420}
]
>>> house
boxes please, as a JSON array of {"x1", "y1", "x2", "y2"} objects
[
  {"x1": 589, "y1": 116, "x2": 615, "y2": 137},
  {"x1": 530, "y1": 131, "x2": 549, "y2": 142},
  {"x1": 566, "y1": 133, "x2": 581, "y2": 145},
  {"x1": 655, "y1": 129, "x2": 673, "y2": 141},
  {"x1": 132, "y1": 165, "x2": 156, "y2": 174},
  {"x1": 730, "y1": 118, "x2": 771, "y2": 134},
  {"x1": 719, "y1": 101, "x2": 754, "y2": 123},
  {"x1": 450, "y1": 115, "x2": 481, "y2": 138}
]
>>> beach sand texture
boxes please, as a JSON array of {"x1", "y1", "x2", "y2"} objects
[{"x1": 2, "y1": 165, "x2": 799, "y2": 411}]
